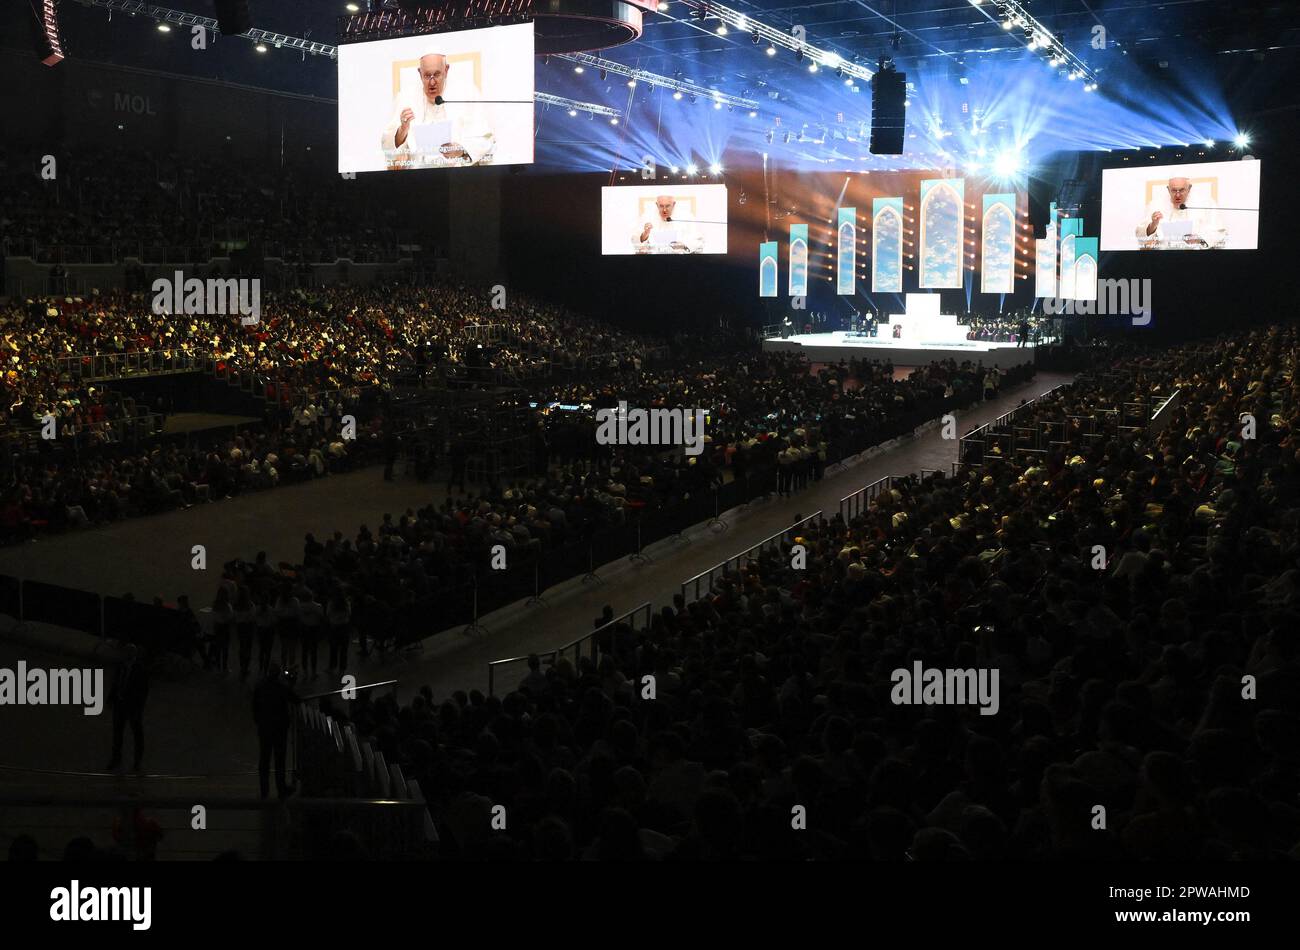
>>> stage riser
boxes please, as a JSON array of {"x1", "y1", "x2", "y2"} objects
[{"x1": 762, "y1": 339, "x2": 1034, "y2": 370}]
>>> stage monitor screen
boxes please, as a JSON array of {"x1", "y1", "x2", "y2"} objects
[
  {"x1": 1100, "y1": 159, "x2": 1260, "y2": 250},
  {"x1": 337, "y1": 23, "x2": 534, "y2": 173},
  {"x1": 602, "y1": 185, "x2": 728, "y2": 255}
]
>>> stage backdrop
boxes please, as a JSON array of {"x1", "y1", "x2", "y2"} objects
[
  {"x1": 758, "y1": 241, "x2": 778, "y2": 297},
  {"x1": 789, "y1": 224, "x2": 809, "y2": 296},
  {"x1": 1073, "y1": 237, "x2": 1098, "y2": 301},
  {"x1": 981, "y1": 193, "x2": 1017, "y2": 294},
  {"x1": 919, "y1": 178, "x2": 965, "y2": 289},
  {"x1": 1035, "y1": 237, "x2": 1056, "y2": 299},
  {"x1": 837, "y1": 208, "x2": 856, "y2": 295},
  {"x1": 872, "y1": 197, "x2": 904, "y2": 293},
  {"x1": 1059, "y1": 218, "x2": 1083, "y2": 300}
]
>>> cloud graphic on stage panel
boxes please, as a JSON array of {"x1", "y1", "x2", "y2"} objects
[
  {"x1": 920, "y1": 181, "x2": 963, "y2": 289},
  {"x1": 981, "y1": 199, "x2": 1016, "y2": 294},
  {"x1": 873, "y1": 207, "x2": 902, "y2": 292}
]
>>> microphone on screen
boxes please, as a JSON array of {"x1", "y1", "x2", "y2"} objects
[{"x1": 434, "y1": 96, "x2": 444, "y2": 106}]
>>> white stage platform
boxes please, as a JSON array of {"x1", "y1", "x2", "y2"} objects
[{"x1": 763, "y1": 332, "x2": 1035, "y2": 369}]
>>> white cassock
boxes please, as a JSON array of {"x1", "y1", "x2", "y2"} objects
[
  {"x1": 1134, "y1": 196, "x2": 1227, "y2": 248},
  {"x1": 630, "y1": 218, "x2": 705, "y2": 254},
  {"x1": 381, "y1": 96, "x2": 495, "y2": 168}
]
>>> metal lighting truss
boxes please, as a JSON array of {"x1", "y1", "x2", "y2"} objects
[
  {"x1": 670, "y1": 0, "x2": 875, "y2": 83},
  {"x1": 72, "y1": 0, "x2": 339, "y2": 59},
  {"x1": 555, "y1": 51, "x2": 759, "y2": 109}
]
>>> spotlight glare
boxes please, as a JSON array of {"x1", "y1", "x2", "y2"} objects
[
  {"x1": 157, "y1": 23, "x2": 171, "y2": 33},
  {"x1": 673, "y1": 91, "x2": 683, "y2": 100},
  {"x1": 255, "y1": 43, "x2": 268, "y2": 53},
  {"x1": 1001, "y1": 18, "x2": 1013, "y2": 30},
  {"x1": 568, "y1": 109, "x2": 577, "y2": 116},
  {"x1": 766, "y1": 45, "x2": 777, "y2": 56},
  {"x1": 808, "y1": 63, "x2": 818, "y2": 73},
  {"x1": 1203, "y1": 138, "x2": 1214, "y2": 147},
  {"x1": 628, "y1": 79, "x2": 637, "y2": 87},
  {"x1": 709, "y1": 163, "x2": 722, "y2": 174},
  {"x1": 748, "y1": 110, "x2": 757, "y2": 117},
  {"x1": 716, "y1": 25, "x2": 728, "y2": 36},
  {"x1": 993, "y1": 150, "x2": 1022, "y2": 178},
  {"x1": 686, "y1": 162, "x2": 698, "y2": 174},
  {"x1": 1235, "y1": 132, "x2": 1249, "y2": 147},
  {"x1": 346, "y1": 2, "x2": 360, "y2": 11},
  {"x1": 574, "y1": 66, "x2": 584, "y2": 73},
  {"x1": 610, "y1": 117, "x2": 619, "y2": 125}
]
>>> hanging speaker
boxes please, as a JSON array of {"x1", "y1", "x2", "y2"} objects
[
  {"x1": 870, "y1": 64, "x2": 906, "y2": 155},
  {"x1": 213, "y1": 0, "x2": 253, "y2": 36}
]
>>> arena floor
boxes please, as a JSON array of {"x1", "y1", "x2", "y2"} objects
[{"x1": 0, "y1": 372, "x2": 1071, "y2": 815}]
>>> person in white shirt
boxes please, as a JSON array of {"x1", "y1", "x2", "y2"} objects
[
  {"x1": 381, "y1": 52, "x2": 495, "y2": 168},
  {"x1": 631, "y1": 195, "x2": 705, "y2": 253},
  {"x1": 1134, "y1": 176, "x2": 1227, "y2": 248}
]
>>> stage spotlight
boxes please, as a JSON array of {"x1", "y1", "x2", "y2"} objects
[
  {"x1": 714, "y1": 101, "x2": 722, "y2": 109},
  {"x1": 808, "y1": 63, "x2": 818, "y2": 73},
  {"x1": 255, "y1": 42, "x2": 267, "y2": 52},
  {"x1": 766, "y1": 45, "x2": 776, "y2": 56},
  {"x1": 1235, "y1": 132, "x2": 1249, "y2": 147},
  {"x1": 686, "y1": 162, "x2": 698, "y2": 174},
  {"x1": 716, "y1": 25, "x2": 727, "y2": 36},
  {"x1": 157, "y1": 22, "x2": 171, "y2": 32},
  {"x1": 610, "y1": 117, "x2": 619, "y2": 125},
  {"x1": 568, "y1": 109, "x2": 577, "y2": 116},
  {"x1": 749, "y1": 110, "x2": 757, "y2": 118},
  {"x1": 993, "y1": 150, "x2": 1021, "y2": 177},
  {"x1": 669, "y1": 165, "x2": 679, "y2": 173},
  {"x1": 1001, "y1": 18, "x2": 1013, "y2": 30},
  {"x1": 710, "y1": 163, "x2": 722, "y2": 174},
  {"x1": 575, "y1": 65, "x2": 585, "y2": 73},
  {"x1": 627, "y1": 80, "x2": 637, "y2": 88},
  {"x1": 346, "y1": 2, "x2": 359, "y2": 10},
  {"x1": 1203, "y1": 138, "x2": 1214, "y2": 147}
]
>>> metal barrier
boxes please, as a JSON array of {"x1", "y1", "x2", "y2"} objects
[
  {"x1": 838, "y1": 475, "x2": 900, "y2": 523},
  {"x1": 55, "y1": 350, "x2": 209, "y2": 383},
  {"x1": 679, "y1": 511, "x2": 824, "y2": 606},
  {"x1": 486, "y1": 601, "x2": 652, "y2": 696}
]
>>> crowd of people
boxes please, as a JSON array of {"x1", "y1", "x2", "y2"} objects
[
  {"x1": 1, "y1": 146, "x2": 404, "y2": 264},
  {"x1": 302, "y1": 325, "x2": 1299, "y2": 859}
]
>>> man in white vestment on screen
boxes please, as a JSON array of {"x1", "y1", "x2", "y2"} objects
[
  {"x1": 1134, "y1": 176, "x2": 1227, "y2": 248},
  {"x1": 381, "y1": 53, "x2": 495, "y2": 168},
  {"x1": 631, "y1": 195, "x2": 705, "y2": 253}
]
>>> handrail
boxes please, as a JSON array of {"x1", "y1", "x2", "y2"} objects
[
  {"x1": 299, "y1": 679, "x2": 398, "y2": 702},
  {"x1": 486, "y1": 602, "x2": 652, "y2": 696},
  {"x1": 838, "y1": 475, "x2": 899, "y2": 524},
  {"x1": 679, "y1": 510, "x2": 823, "y2": 606}
]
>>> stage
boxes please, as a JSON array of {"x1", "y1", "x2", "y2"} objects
[{"x1": 763, "y1": 332, "x2": 1036, "y2": 369}]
